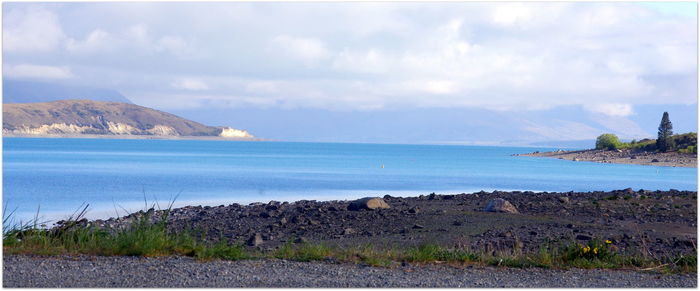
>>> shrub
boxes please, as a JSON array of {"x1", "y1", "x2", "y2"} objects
[
  {"x1": 596, "y1": 134, "x2": 622, "y2": 150},
  {"x1": 679, "y1": 145, "x2": 697, "y2": 154}
]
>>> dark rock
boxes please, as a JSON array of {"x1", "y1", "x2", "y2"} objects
[
  {"x1": 408, "y1": 207, "x2": 420, "y2": 214},
  {"x1": 294, "y1": 237, "x2": 308, "y2": 244},
  {"x1": 651, "y1": 159, "x2": 659, "y2": 163},
  {"x1": 412, "y1": 224, "x2": 425, "y2": 229},
  {"x1": 558, "y1": 197, "x2": 570, "y2": 204},
  {"x1": 576, "y1": 234, "x2": 592, "y2": 241}
]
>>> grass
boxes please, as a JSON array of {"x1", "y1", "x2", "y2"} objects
[
  {"x1": 3, "y1": 205, "x2": 695, "y2": 274},
  {"x1": 274, "y1": 240, "x2": 332, "y2": 262}
]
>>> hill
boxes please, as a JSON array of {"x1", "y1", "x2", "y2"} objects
[
  {"x1": 3, "y1": 100, "x2": 253, "y2": 139},
  {"x1": 3, "y1": 80, "x2": 132, "y2": 104}
]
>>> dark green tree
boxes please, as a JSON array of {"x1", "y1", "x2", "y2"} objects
[{"x1": 657, "y1": 111, "x2": 674, "y2": 152}]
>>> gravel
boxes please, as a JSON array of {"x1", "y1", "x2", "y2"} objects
[
  {"x1": 64, "y1": 189, "x2": 696, "y2": 258},
  {"x1": 4, "y1": 255, "x2": 696, "y2": 288}
]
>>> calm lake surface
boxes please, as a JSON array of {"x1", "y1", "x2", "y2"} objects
[{"x1": 3, "y1": 137, "x2": 697, "y2": 222}]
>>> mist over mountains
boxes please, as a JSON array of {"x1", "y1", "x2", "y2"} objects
[
  {"x1": 3, "y1": 79, "x2": 132, "y2": 104},
  {"x1": 169, "y1": 104, "x2": 697, "y2": 147},
  {"x1": 3, "y1": 80, "x2": 696, "y2": 147}
]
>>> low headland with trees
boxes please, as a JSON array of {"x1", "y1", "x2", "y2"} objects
[{"x1": 517, "y1": 112, "x2": 697, "y2": 167}]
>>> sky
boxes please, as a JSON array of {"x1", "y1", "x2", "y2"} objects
[{"x1": 2, "y1": 2, "x2": 698, "y2": 145}]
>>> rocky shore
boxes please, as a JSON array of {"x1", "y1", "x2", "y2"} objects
[
  {"x1": 7, "y1": 189, "x2": 696, "y2": 288},
  {"x1": 515, "y1": 148, "x2": 696, "y2": 168},
  {"x1": 70, "y1": 189, "x2": 697, "y2": 258}
]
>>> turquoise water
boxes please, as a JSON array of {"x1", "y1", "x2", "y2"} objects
[{"x1": 3, "y1": 137, "x2": 697, "y2": 223}]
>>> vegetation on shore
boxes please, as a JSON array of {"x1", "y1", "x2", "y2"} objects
[
  {"x1": 595, "y1": 132, "x2": 697, "y2": 153},
  {"x1": 594, "y1": 112, "x2": 697, "y2": 153},
  {"x1": 3, "y1": 209, "x2": 695, "y2": 274}
]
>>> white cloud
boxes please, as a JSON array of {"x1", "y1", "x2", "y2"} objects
[
  {"x1": 3, "y1": 6, "x2": 66, "y2": 52},
  {"x1": 156, "y1": 36, "x2": 194, "y2": 58},
  {"x1": 407, "y1": 80, "x2": 458, "y2": 95},
  {"x1": 332, "y1": 49, "x2": 390, "y2": 74},
  {"x1": 3, "y1": 2, "x2": 696, "y2": 113},
  {"x1": 584, "y1": 103, "x2": 634, "y2": 117},
  {"x1": 492, "y1": 3, "x2": 534, "y2": 26},
  {"x1": 245, "y1": 81, "x2": 281, "y2": 94},
  {"x1": 5, "y1": 64, "x2": 73, "y2": 79},
  {"x1": 171, "y1": 79, "x2": 209, "y2": 91},
  {"x1": 65, "y1": 29, "x2": 111, "y2": 52},
  {"x1": 271, "y1": 35, "x2": 330, "y2": 63},
  {"x1": 129, "y1": 92, "x2": 279, "y2": 110},
  {"x1": 125, "y1": 24, "x2": 150, "y2": 44}
]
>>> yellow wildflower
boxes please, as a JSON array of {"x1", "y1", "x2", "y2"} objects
[
  {"x1": 605, "y1": 240, "x2": 612, "y2": 244},
  {"x1": 593, "y1": 247, "x2": 598, "y2": 255}
]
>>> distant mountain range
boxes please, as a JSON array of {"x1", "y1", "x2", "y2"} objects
[
  {"x1": 2, "y1": 80, "x2": 695, "y2": 146},
  {"x1": 169, "y1": 104, "x2": 697, "y2": 147},
  {"x1": 3, "y1": 100, "x2": 254, "y2": 139},
  {"x1": 3, "y1": 79, "x2": 133, "y2": 104}
]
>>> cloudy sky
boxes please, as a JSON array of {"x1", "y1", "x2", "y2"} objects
[{"x1": 3, "y1": 2, "x2": 697, "y2": 144}]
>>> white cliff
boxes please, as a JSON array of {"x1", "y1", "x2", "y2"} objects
[{"x1": 219, "y1": 127, "x2": 254, "y2": 138}]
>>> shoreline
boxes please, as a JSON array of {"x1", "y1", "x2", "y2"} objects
[
  {"x1": 54, "y1": 189, "x2": 698, "y2": 257},
  {"x1": 5, "y1": 189, "x2": 696, "y2": 287},
  {"x1": 515, "y1": 148, "x2": 697, "y2": 168}
]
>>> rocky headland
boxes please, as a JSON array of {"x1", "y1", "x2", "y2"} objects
[
  {"x1": 515, "y1": 148, "x2": 696, "y2": 168},
  {"x1": 3, "y1": 100, "x2": 255, "y2": 140}
]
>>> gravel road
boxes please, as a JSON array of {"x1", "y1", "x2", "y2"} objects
[{"x1": 4, "y1": 255, "x2": 696, "y2": 288}]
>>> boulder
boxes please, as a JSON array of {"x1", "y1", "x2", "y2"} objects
[
  {"x1": 347, "y1": 197, "x2": 391, "y2": 211},
  {"x1": 483, "y1": 198, "x2": 519, "y2": 214},
  {"x1": 558, "y1": 197, "x2": 571, "y2": 204}
]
